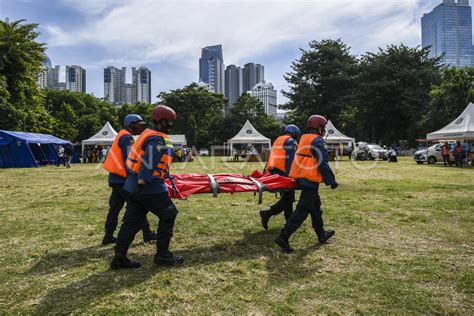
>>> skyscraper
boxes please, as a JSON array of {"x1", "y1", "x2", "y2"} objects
[
  {"x1": 224, "y1": 64, "x2": 243, "y2": 114},
  {"x1": 199, "y1": 45, "x2": 225, "y2": 94},
  {"x1": 66, "y1": 65, "x2": 86, "y2": 93},
  {"x1": 133, "y1": 67, "x2": 151, "y2": 104},
  {"x1": 248, "y1": 81, "x2": 277, "y2": 117},
  {"x1": 242, "y1": 63, "x2": 265, "y2": 92},
  {"x1": 104, "y1": 66, "x2": 126, "y2": 105},
  {"x1": 422, "y1": 0, "x2": 474, "y2": 67}
]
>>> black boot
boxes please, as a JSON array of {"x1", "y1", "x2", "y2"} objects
[
  {"x1": 143, "y1": 232, "x2": 157, "y2": 242},
  {"x1": 259, "y1": 210, "x2": 271, "y2": 230},
  {"x1": 155, "y1": 239, "x2": 184, "y2": 266},
  {"x1": 110, "y1": 255, "x2": 141, "y2": 270},
  {"x1": 101, "y1": 234, "x2": 117, "y2": 245},
  {"x1": 275, "y1": 229, "x2": 294, "y2": 253},
  {"x1": 317, "y1": 230, "x2": 335, "y2": 244},
  {"x1": 154, "y1": 251, "x2": 184, "y2": 266}
]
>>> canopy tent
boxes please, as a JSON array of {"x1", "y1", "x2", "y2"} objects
[
  {"x1": 427, "y1": 103, "x2": 474, "y2": 141},
  {"x1": 226, "y1": 120, "x2": 271, "y2": 155},
  {"x1": 81, "y1": 121, "x2": 118, "y2": 152},
  {"x1": 0, "y1": 130, "x2": 79, "y2": 168},
  {"x1": 324, "y1": 120, "x2": 355, "y2": 144},
  {"x1": 168, "y1": 134, "x2": 187, "y2": 147}
]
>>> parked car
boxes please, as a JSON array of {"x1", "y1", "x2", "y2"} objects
[
  {"x1": 413, "y1": 143, "x2": 452, "y2": 164},
  {"x1": 198, "y1": 148, "x2": 209, "y2": 156},
  {"x1": 352, "y1": 142, "x2": 388, "y2": 160}
]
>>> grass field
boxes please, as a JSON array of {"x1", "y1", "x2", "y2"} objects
[{"x1": 0, "y1": 157, "x2": 473, "y2": 314}]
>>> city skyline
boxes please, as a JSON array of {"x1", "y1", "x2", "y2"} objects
[{"x1": 2, "y1": 0, "x2": 467, "y2": 104}]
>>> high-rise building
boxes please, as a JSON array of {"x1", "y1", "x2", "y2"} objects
[
  {"x1": 104, "y1": 66, "x2": 126, "y2": 105},
  {"x1": 66, "y1": 65, "x2": 86, "y2": 93},
  {"x1": 422, "y1": 0, "x2": 474, "y2": 67},
  {"x1": 199, "y1": 45, "x2": 225, "y2": 94},
  {"x1": 37, "y1": 59, "x2": 87, "y2": 93},
  {"x1": 248, "y1": 81, "x2": 277, "y2": 117},
  {"x1": 133, "y1": 67, "x2": 151, "y2": 104},
  {"x1": 224, "y1": 64, "x2": 243, "y2": 114},
  {"x1": 242, "y1": 63, "x2": 264, "y2": 92},
  {"x1": 105, "y1": 66, "x2": 152, "y2": 105}
]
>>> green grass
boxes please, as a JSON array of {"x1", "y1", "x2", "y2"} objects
[{"x1": 0, "y1": 157, "x2": 473, "y2": 314}]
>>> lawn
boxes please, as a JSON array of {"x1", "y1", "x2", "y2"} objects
[{"x1": 0, "y1": 157, "x2": 473, "y2": 314}]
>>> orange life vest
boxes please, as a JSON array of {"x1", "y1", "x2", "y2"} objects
[
  {"x1": 103, "y1": 129, "x2": 132, "y2": 177},
  {"x1": 266, "y1": 135, "x2": 292, "y2": 173},
  {"x1": 126, "y1": 128, "x2": 174, "y2": 180},
  {"x1": 443, "y1": 145, "x2": 450, "y2": 156},
  {"x1": 289, "y1": 134, "x2": 323, "y2": 183}
]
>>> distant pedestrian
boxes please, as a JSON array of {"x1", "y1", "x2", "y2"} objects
[
  {"x1": 454, "y1": 140, "x2": 464, "y2": 168},
  {"x1": 57, "y1": 145, "x2": 65, "y2": 167},
  {"x1": 64, "y1": 145, "x2": 73, "y2": 168},
  {"x1": 388, "y1": 147, "x2": 398, "y2": 162},
  {"x1": 101, "y1": 147, "x2": 108, "y2": 162},
  {"x1": 442, "y1": 142, "x2": 451, "y2": 167}
]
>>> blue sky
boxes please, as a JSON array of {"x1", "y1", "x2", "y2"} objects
[{"x1": 1, "y1": 0, "x2": 450, "y2": 104}]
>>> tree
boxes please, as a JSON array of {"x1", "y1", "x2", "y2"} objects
[
  {"x1": 0, "y1": 19, "x2": 53, "y2": 132},
  {"x1": 357, "y1": 45, "x2": 441, "y2": 145},
  {"x1": 421, "y1": 67, "x2": 474, "y2": 134},
  {"x1": 158, "y1": 83, "x2": 226, "y2": 148},
  {"x1": 282, "y1": 39, "x2": 359, "y2": 129}
]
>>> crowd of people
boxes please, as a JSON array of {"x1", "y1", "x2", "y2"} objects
[{"x1": 82, "y1": 145, "x2": 109, "y2": 163}]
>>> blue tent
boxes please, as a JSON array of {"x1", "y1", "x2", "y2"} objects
[{"x1": 0, "y1": 130, "x2": 79, "y2": 168}]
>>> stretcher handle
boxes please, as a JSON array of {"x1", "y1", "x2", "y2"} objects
[
  {"x1": 249, "y1": 177, "x2": 266, "y2": 204},
  {"x1": 207, "y1": 174, "x2": 220, "y2": 198}
]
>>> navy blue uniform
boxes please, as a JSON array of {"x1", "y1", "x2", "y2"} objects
[
  {"x1": 282, "y1": 136, "x2": 337, "y2": 240},
  {"x1": 268, "y1": 137, "x2": 297, "y2": 219},
  {"x1": 116, "y1": 131, "x2": 178, "y2": 257},
  {"x1": 104, "y1": 133, "x2": 153, "y2": 240}
]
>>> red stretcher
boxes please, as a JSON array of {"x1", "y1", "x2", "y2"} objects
[{"x1": 164, "y1": 170, "x2": 297, "y2": 204}]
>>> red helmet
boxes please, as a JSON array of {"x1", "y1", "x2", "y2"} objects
[
  {"x1": 307, "y1": 115, "x2": 327, "y2": 129},
  {"x1": 152, "y1": 104, "x2": 176, "y2": 122}
]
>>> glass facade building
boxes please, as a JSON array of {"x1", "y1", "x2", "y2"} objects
[
  {"x1": 199, "y1": 45, "x2": 224, "y2": 94},
  {"x1": 422, "y1": 0, "x2": 474, "y2": 67}
]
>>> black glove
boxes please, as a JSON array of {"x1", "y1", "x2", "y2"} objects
[{"x1": 330, "y1": 182, "x2": 339, "y2": 190}]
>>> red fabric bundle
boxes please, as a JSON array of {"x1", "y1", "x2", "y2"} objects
[{"x1": 164, "y1": 170, "x2": 297, "y2": 200}]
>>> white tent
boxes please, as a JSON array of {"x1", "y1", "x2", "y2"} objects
[
  {"x1": 427, "y1": 103, "x2": 474, "y2": 140},
  {"x1": 81, "y1": 121, "x2": 118, "y2": 151},
  {"x1": 168, "y1": 134, "x2": 187, "y2": 147},
  {"x1": 324, "y1": 120, "x2": 355, "y2": 144},
  {"x1": 227, "y1": 120, "x2": 271, "y2": 155}
]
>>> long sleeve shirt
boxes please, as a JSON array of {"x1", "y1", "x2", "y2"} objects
[
  {"x1": 297, "y1": 136, "x2": 337, "y2": 189},
  {"x1": 123, "y1": 132, "x2": 170, "y2": 195}
]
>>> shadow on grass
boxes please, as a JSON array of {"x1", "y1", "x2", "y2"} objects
[{"x1": 33, "y1": 228, "x2": 323, "y2": 314}]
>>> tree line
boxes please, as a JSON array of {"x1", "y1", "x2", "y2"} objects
[{"x1": 1, "y1": 19, "x2": 473, "y2": 148}]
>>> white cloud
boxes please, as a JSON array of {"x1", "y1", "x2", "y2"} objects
[
  {"x1": 43, "y1": 0, "x2": 439, "y2": 101},
  {"x1": 47, "y1": 0, "x2": 426, "y2": 67}
]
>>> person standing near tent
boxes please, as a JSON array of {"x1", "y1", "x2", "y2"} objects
[
  {"x1": 111, "y1": 105, "x2": 183, "y2": 269},
  {"x1": 56, "y1": 145, "x2": 65, "y2": 167},
  {"x1": 102, "y1": 114, "x2": 157, "y2": 245},
  {"x1": 442, "y1": 142, "x2": 451, "y2": 167},
  {"x1": 454, "y1": 140, "x2": 464, "y2": 167},
  {"x1": 275, "y1": 115, "x2": 338, "y2": 253},
  {"x1": 64, "y1": 145, "x2": 73, "y2": 168},
  {"x1": 260, "y1": 124, "x2": 301, "y2": 230}
]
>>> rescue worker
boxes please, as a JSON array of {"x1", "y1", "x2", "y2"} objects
[
  {"x1": 275, "y1": 115, "x2": 338, "y2": 253},
  {"x1": 259, "y1": 124, "x2": 301, "y2": 230},
  {"x1": 442, "y1": 141, "x2": 451, "y2": 167},
  {"x1": 102, "y1": 114, "x2": 157, "y2": 245},
  {"x1": 454, "y1": 140, "x2": 464, "y2": 167},
  {"x1": 110, "y1": 105, "x2": 183, "y2": 269}
]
